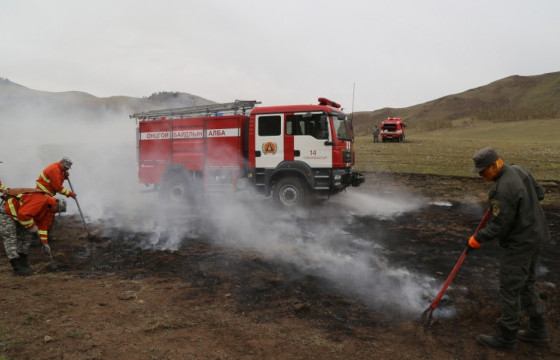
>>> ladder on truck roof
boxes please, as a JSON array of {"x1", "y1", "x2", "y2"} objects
[{"x1": 130, "y1": 100, "x2": 261, "y2": 120}]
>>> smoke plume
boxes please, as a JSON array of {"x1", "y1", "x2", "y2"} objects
[{"x1": 0, "y1": 94, "x2": 437, "y2": 314}]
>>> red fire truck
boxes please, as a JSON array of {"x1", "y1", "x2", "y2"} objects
[
  {"x1": 380, "y1": 117, "x2": 406, "y2": 142},
  {"x1": 131, "y1": 98, "x2": 364, "y2": 207}
]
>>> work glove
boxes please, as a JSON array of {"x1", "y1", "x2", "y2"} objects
[
  {"x1": 29, "y1": 225, "x2": 39, "y2": 234},
  {"x1": 68, "y1": 191, "x2": 76, "y2": 198},
  {"x1": 42, "y1": 243, "x2": 53, "y2": 260},
  {"x1": 467, "y1": 235, "x2": 481, "y2": 250}
]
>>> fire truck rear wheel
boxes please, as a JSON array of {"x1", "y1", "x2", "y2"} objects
[
  {"x1": 273, "y1": 177, "x2": 308, "y2": 208},
  {"x1": 159, "y1": 174, "x2": 192, "y2": 203}
]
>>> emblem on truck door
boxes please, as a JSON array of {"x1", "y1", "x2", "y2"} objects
[{"x1": 262, "y1": 142, "x2": 277, "y2": 155}]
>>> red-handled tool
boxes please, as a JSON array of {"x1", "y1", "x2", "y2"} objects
[{"x1": 415, "y1": 208, "x2": 491, "y2": 333}]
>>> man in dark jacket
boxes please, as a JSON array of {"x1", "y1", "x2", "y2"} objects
[
  {"x1": 373, "y1": 125, "x2": 380, "y2": 143},
  {"x1": 468, "y1": 147, "x2": 550, "y2": 350}
]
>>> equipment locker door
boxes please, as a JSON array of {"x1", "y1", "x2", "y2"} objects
[{"x1": 137, "y1": 119, "x2": 172, "y2": 184}]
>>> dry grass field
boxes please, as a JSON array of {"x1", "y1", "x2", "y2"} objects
[{"x1": 355, "y1": 118, "x2": 560, "y2": 180}]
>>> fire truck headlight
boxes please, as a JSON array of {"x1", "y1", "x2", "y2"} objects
[{"x1": 333, "y1": 174, "x2": 342, "y2": 186}]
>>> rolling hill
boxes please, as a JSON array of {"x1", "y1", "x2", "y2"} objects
[
  {"x1": 2, "y1": 71, "x2": 560, "y2": 130},
  {"x1": 352, "y1": 71, "x2": 560, "y2": 136},
  {"x1": 0, "y1": 78, "x2": 215, "y2": 120}
]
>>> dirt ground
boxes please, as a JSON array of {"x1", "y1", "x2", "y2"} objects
[{"x1": 1, "y1": 172, "x2": 559, "y2": 360}]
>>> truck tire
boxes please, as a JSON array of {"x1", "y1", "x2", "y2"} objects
[
  {"x1": 159, "y1": 173, "x2": 195, "y2": 203},
  {"x1": 272, "y1": 176, "x2": 307, "y2": 208}
]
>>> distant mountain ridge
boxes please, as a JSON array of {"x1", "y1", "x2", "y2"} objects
[
  {"x1": 352, "y1": 71, "x2": 560, "y2": 135},
  {"x1": 2, "y1": 72, "x2": 559, "y2": 130},
  {"x1": 0, "y1": 78, "x2": 215, "y2": 120}
]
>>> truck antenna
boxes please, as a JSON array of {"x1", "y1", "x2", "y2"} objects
[
  {"x1": 351, "y1": 82, "x2": 356, "y2": 121},
  {"x1": 350, "y1": 83, "x2": 356, "y2": 139}
]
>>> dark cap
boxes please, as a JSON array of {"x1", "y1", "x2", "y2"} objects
[
  {"x1": 471, "y1": 147, "x2": 499, "y2": 173},
  {"x1": 60, "y1": 157, "x2": 72, "y2": 169}
]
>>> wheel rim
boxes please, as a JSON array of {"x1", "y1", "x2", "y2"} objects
[
  {"x1": 280, "y1": 185, "x2": 299, "y2": 206},
  {"x1": 168, "y1": 183, "x2": 187, "y2": 202}
]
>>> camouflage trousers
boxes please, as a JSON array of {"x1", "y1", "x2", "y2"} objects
[
  {"x1": 498, "y1": 248, "x2": 546, "y2": 331},
  {"x1": 0, "y1": 208, "x2": 34, "y2": 259}
]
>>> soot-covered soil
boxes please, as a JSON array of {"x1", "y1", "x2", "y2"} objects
[{"x1": 1, "y1": 172, "x2": 559, "y2": 360}]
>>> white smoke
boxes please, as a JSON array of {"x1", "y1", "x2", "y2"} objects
[
  {"x1": 0, "y1": 96, "x2": 437, "y2": 314},
  {"x1": 328, "y1": 188, "x2": 424, "y2": 218},
  {"x1": 116, "y1": 188, "x2": 437, "y2": 314},
  {"x1": 0, "y1": 100, "x2": 143, "y2": 222}
]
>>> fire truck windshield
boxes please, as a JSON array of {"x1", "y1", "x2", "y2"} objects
[{"x1": 331, "y1": 112, "x2": 351, "y2": 141}]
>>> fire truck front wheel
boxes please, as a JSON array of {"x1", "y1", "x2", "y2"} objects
[{"x1": 273, "y1": 176, "x2": 308, "y2": 208}]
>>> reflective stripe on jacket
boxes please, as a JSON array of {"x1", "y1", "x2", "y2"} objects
[
  {"x1": 0, "y1": 177, "x2": 7, "y2": 192},
  {"x1": 36, "y1": 162, "x2": 71, "y2": 196},
  {"x1": 4, "y1": 192, "x2": 56, "y2": 243}
]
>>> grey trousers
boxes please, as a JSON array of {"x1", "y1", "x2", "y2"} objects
[
  {"x1": 0, "y1": 208, "x2": 34, "y2": 259},
  {"x1": 498, "y1": 248, "x2": 545, "y2": 331}
]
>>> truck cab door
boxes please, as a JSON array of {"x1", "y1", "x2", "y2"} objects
[
  {"x1": 286, "y1": 113, "x2": 332, "y2": 168},
  {"x1": 254, "y1": 113, "x2": 284, "y2": 168}
]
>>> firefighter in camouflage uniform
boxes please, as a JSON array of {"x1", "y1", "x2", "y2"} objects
[{"x1": 467, "y1": 147, "x2": 550, "y2": 350}]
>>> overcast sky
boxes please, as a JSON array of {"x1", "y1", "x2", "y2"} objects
[{"x1": 1, "y1": 0, "x2": 559, "y2": 112}]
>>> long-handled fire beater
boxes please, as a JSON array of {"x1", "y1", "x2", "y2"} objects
[
  {"x1": 67, "y1": 177, "x2": 91, "y2": 237},
  {"x1": 416, "y1": 208, "x2": 492, "y2": 333}
]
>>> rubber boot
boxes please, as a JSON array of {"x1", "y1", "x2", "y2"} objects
[
  {"x1": 9, "y1": 257, "x2": 34, "y2": 276},
  {"x1": 9, "y1": 258, "x2": 20, "y2": 273},
  {"x1": 518, "y1": 317, "x2": 550, "y2": 347},
  {"x1": 477, "y1": 326, "x2": 517, "y2": 351},
  {"x1": 17, "y1": 253, "x2": 35, "y2": 273}
]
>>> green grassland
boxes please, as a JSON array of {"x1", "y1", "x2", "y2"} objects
[{"x1": 355, "y1": 118, "x2": 560, "y2": 182}]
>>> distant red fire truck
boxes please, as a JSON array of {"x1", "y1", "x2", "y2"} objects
[
  {"x1": 131, "y1": 98, "x2": 364, "y2": 207},
  {"x1": 380, "y1": 117, "x2": 406, "y2": 142}
]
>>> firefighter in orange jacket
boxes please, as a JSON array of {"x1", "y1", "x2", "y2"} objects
[
  {"x1": 0, "y1": 191, "x2": 66, "y2": 275},
  {"x1": 35, "y1": 157, "x2": 76, "y2": 198}
]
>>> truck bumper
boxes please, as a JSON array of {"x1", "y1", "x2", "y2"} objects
[
  {"x1": 331, "y1": 168, "x2": 365, "y2": 191},
  {"x1": 343, "y1": 170, "x2": 365, "y2": 187}
]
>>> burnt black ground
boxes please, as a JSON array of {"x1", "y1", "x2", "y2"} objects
[{"x1": 1, "y1": 172, "x2": 559, "y2": 359}]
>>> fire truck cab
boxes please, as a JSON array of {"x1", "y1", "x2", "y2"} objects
[
  {"x1": 380, "y1": 117, "x2": 406, "y2": 142},
  {"x1": 132, "y1": 98, "x2": 364, "y2": 208}
]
